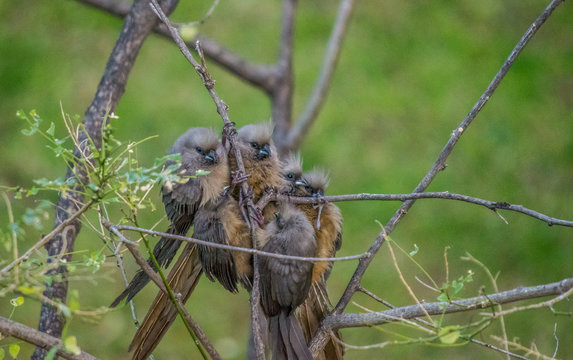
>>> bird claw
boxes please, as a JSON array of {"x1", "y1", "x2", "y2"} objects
[
  {"x1": 222, "y1": 122, "x2": 237, "y2": 148},
  {"x1": 231, "y1": 170, "x2": 251, "y2": 185},
  {"x1": 250, "y1": 205, "x2": 265, "y2": 228}
]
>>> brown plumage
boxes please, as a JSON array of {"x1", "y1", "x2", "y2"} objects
[
  {"x1": 224, "y1": 123, "x2": 285, "y2": 287},
  {"x1": 111, "y1": 127, "x2": 228, "y2": 307},
  {"x1": 228, "y1": 123, "x2": 284, "y2": 204},
  {"x1": 294, "y1": 168, "x2": 344, "y2": 360},
  {"x1": 259, "y1": 203, "x2": 316, "y2": 360}
]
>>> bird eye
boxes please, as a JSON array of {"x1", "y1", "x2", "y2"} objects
[
  {"x1": 195, "y1": 146, "x2": 203, "y2": 154},
  {"x1": 250, "y1": 142, "x2": 259, "y2": 149},
  {"x1": 286, "y1": 173, "x2": 295, "y2": 180}
]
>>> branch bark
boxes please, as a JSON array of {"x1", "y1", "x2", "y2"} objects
[
  {"x1": 309, "y1": 277, "x2": 573, "y2": 355},
  {"x1": 74, "y1": 0, "x2": 279, "y2": 93},
  {"x1": 32, "y1": 0, "x2": 179, "y2": 359},
  {"x1": 271, "y1": 0, "x2": 298, "y2": 153},
  {"x1": 310, "y1": 0, "x2": 567, "y2": 353},
  {"x1": 0, "y1": 316, "x2": 99, "y2": 360}
]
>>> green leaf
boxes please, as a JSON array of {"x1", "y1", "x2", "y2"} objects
[
  {"x1": 8, "y1": 344, "x2": 20, "y2": 358},
  {"x1": 438, "y1": 326, "x2": 460, "y2": 344},
  {"x1": 10, "y1": 296, "x2": 24, "y2": 307},
  {"x1": 0, "y1": 347, "x2": 5, "y2": 360},
  {"x1": 47, "y1": 122, "x2": 55, "y2": 136},
  {"x1": 437, "y1": 292, "x2": 448, "y2": 302},
  {"x1": 64, "y1": 336, "x2": 81, "y2": 355}
]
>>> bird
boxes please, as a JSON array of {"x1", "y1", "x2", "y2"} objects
[
  {"x1": 293, "y1": 168, "x2": 345, "y2": 360},
  {"x1": 224, "y1": 123, "x2": 285, "y2": 286},
  {"x1": 259, "y1": 202, "x2": 316, "y2": 360},
  {"x1": 110, "y1": 127, "x2": 229, "y2": 307}
]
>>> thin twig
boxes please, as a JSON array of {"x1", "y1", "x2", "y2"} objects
[
  {"x1": 462, "y1": 252, "x2": 509, "y2": 359},
  {"x1": 282, "y1": 192, "x2": 573, "y2": 227},
  {"x1": 113, "y1": 223, "x2": 368, "y2": 262},
  {"x1": 0, "y1": 200, "x2": 94, "y2": 276},
  {"x1": 491, "y1": 335, "x2": 556, "y2": 360},
  {"x1": 286, "y1": 0, "x2": 356, "y2": 152}
]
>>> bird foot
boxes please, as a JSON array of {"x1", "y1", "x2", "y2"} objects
[
  {"x1": 222, "y1": 122, "x2": 237, "y2": 148},
  {"x1": 231, "y1": 170, "x2": 251, "y2": 185}
]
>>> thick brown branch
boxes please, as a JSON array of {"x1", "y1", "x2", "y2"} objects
[
  {"x1": 0, "y1": 316, "x2": 99, "y2": 360},
  {"x1": 285, "y1": 0, "x2": 356, "y2": 152},
  {"x1": 33, "y1": 0, "x2": 179, "y2": 358},
  {"x1": 74, "y1": 0, "x2": 279, "y2": 93},
  {"x1": 310, "y1": 278, "x2": 573, "y2": 355},
  {"x1": 309, "y1": 0, "x2": 567, "y2": 353}
]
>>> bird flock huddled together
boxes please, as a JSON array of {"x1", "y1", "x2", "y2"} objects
[{"x1": 111, "y1": 123, "x2": 344, "y2": 360}]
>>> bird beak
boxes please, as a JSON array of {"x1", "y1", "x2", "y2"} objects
[
  {"x1": 204, "y1": 149, "x2": 217, "y2": 164},
  {"x1": 258, "y1": 144, "x2": 271, "y2": 158},
  {"x1": 295, "y1": 179, "x2": 307, "y2": 187}
]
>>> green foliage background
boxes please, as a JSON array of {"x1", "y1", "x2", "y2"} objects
[{"x1": 1, "y1": 0, "x2": 572, "y2": 358}]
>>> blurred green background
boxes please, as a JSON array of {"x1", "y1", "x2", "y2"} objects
[{"x1": 1, "y1": 0, "x2": 572, "y2": 358}]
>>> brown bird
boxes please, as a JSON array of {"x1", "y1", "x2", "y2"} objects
[
  {"x1": 225, "y1": 123, "x2": 285, "y2": 286},
  {"x1": 259, "y1": 203, "x2": 316, "y2": 360},
  {"x1": 294, "y1": 168, "x2": 344, "y2": 360},
  {"x1": 111, "y1": 127, "x2": 229, "y2": 307}
]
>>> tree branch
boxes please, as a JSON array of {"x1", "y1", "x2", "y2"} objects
[
  {"x1": 284, "y1": 0, "x2": 356, "y2": 152},
  {"x1": 309, "y1": 0, "x2": 567, "y2": 353},
  {"x1": 283, "y1": 191, "x2": 573, "y2": 227},
  {"x1": 271, "y1": 0, "x2": 297, "y2": 154},
  {"x1": 74, "y1": 0, "x2": 279, "y2": 93},
  {"x1": 32, "y1": 0, "x2": 179, "y2": 359},
  {"x1": 0, "y1": 316, "x2": 99, "y2": 360},
  {"x1": 309, "y1": 278, "x2": 573, "y2": 355}
]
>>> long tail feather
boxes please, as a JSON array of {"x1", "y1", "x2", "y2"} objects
[{"x1": 129, "y1": 243, "x2": 201, "y2": 360}]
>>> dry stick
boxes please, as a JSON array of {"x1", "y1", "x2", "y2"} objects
[
  {"x1": 113, "y1": 223, "x2": 367, "y2": 262},
  {"x1": 310, "y1": 0, "x2": 566, "y2": 354},
  {"x1": 106, "y1": 223, "x2": 222, "y2": 360},
  {"x1": 490, "y1": 335, "x2": 556, "y2": 360},
  {"x1": 148, "y1": 1, "x2": 266, "y2": 357},
  {"x1": 286, "y1": 0, "x2": 356, "y2": 152},
  {"x1": 322, "y1": 277, "x2": 573, "y2": 330},
  {"x1": 0, "y1": 316, "x2": 99, "y2": 360},
  {"x1": 74, "y1": 0, "x2": 278, "y2": 93},
  {"x1": 357, "y1": 287, "x2": 528, "y2": 360},
  {"x1": 0, "y1": 200, "x2": 94, "y2": 276}
]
